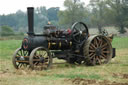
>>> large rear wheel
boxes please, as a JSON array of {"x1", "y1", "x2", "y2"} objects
[{"x1": 83, "y1": 35, "x2": 113, "y2": 66}]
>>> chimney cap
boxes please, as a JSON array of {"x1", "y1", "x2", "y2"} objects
[{"x1": 27, "y1": 7, "x2": 34, "y2": 9}]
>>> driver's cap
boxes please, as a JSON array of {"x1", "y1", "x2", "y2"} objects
[{"x1": 48, "y1": 21, "x2": 51, "y2": 25}]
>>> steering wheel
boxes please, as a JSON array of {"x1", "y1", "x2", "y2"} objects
[{"x1": 71, "y1": 22, "x2": 89, "y2": 44}]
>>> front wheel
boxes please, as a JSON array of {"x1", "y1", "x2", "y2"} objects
[
  {"x1": 29, "y1": 47, "x2": 52, "y2": 70},
  {"x1": 12, "y1": 48, "x2": 30, "y2": 69}
]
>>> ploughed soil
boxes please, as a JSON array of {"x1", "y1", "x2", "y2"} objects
[
  {"x1": 113, "y1": 73, "x2": 128, "y2": 79},
  {"x1": 0, "y1": 67, "x2": 128, "y2": 85},
  {"x1": 67, "y1": 78, "x2": 128, "y2": 85}
]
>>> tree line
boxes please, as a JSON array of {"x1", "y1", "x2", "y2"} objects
[
  {"x1": 58, "y1": 0, "x2": 128, "y2": 33},
  {"x1": 0, "y1": 0, "x2": 128, "y2": 36},
  {"x1": 0, "y1": 7, "x2": 59, "y2": 36}
]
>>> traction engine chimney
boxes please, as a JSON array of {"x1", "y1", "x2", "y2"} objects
[{"x1": 27, "y1": 7, "x2": 34, "y2": 36}]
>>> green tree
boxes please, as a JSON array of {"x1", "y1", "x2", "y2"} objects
[
  {"x1": 58, "y1": 0, "x2": 87, "y2": 27},
  {"x1": 89, "y1": 0, "x2": 108, "y2": 33},
  {"x1": 34, "y1": 7, "x2": 49, "y2": 32},
  {"x1": 105, "y1": 0, "x2": 128, "y2": 33},
  {"x1": 0, "y1": 6, "x2": 60, "y2": 33},
  {"x1": 47, "y1": 7, "x2": 59, "y2": 21},
  {"x1": 0, "y1": 26, "x2": 15, "y2": 36}
]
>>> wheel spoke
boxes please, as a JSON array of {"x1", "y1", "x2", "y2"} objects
[
  {"x1": 88, "y1": 53, "x2": 94, "y2": 57},
  {"x1": 99, "y1": 37, "x2": 103, "y2": 47},
  {"x1": 94, "y1": 38, "x2": 98, "y2": 47},
  {"x1": 92, "y1": 56, "x2": 96, "y2": 65},
  {"x1": 73, "y1": 32, "x2": 80, "y2": 37},
  {"x1": 34, "y1": 62, "x2": 40, "y2": 66},
  {"x1": 99, "y1": 55, "x2": 105, "y2": 59},
  {"x1": 34, "y1": 62, "x2": 39, "y2": 65},
  {"x1": 33, "y1": 55, "x2": 37, "y2": 58},
  {"x1": 23, "y1": 51, "x2": 25, "y2": 56},
  {"x1": 20, "y1": 50, "x2": 23, "y2": 56},
  {"x1": 96, "y1": 57, "x2": 102, "y2": 65},
  {"x1": 89, "y1": 54, "x2": 95, "y2": 60},
  {"x1": 101, "y1": 43, "x2": 108, "y2": 48},
  {"x1": 96, "y1": 37, "x2": 101, "y2": 43},
  {"x1": 100, "y1": 40, "x2": 103, "y2": 47},
  {"x1": 19, "y1": 63, "x2": 23, "y2": 68},
  {"x1": 17, "y1": 63, "x2": 21, "y2": 67},
  {"x1": 89, "y1": 50, "x2": 95, "y2": 52},
  {"x1": 90, "y1": 43, "x2": 96, "y2": 49},
  {"x1": 24, "y1": 51, "x2": 28, "y2": 56},
  {"x1": 43, "y1": 52, "x2": 47, "y2": 57},
  {"x1": 101, "y1": 53, "x2": 107, "y2": 59},
  {"x1": 102, "y1": 51, "x2": 110, "y2": 54},
  {"x1": 23, "y1": 64, "x2": 26, "y2": 67},
  {"x1": 102, "y1": 47, "x2": 107, "y2": 51},
  {"x1": 17, "y1": 53, "x2": 21, "y2": 56},
  {"x1": 89, "y1": 45, "x2": 94, "y2": 49}
]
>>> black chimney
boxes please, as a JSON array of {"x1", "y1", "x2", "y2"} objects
[{"x1": 27, "y1": 7, "x2": 34, "y2": 36}]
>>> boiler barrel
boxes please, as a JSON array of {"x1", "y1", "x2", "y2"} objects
[
  {"x1": 22, "y1": 36, "x2": 72, "y2": 51},
  {"x1": 22, "y1": 36, "x2": 48, "y2": 51}
]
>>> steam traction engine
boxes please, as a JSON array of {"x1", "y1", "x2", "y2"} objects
[{"x1": 12, "y1": 7, "x2": 115, "y2": 70}]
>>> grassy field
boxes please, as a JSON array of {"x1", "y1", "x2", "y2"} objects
[{"x1": 0, "y1": 37, "x2": 128, "y2": 85}]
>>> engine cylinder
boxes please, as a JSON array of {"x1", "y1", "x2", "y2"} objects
[{"x1": 48, "y1": 38, "x2": 72, "y2": 50}]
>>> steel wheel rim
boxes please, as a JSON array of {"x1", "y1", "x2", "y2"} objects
[
  {"x1": 84, "y1": 35, "x2": 113, "y2": 65},
  {"x1": 12, "y1": 48, "x2": 30, "y2": 69},
  {"x1": 29, "y1": 47, "x2": 52, "y2": 70}
]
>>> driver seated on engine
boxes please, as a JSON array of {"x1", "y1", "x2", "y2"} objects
[{"x1": 43, "y1": 22, "x2": 57, "y2": 36}]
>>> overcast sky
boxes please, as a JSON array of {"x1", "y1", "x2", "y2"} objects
[{"x1": 0, "y1": 0, "x2": 90, "y2": 15}]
